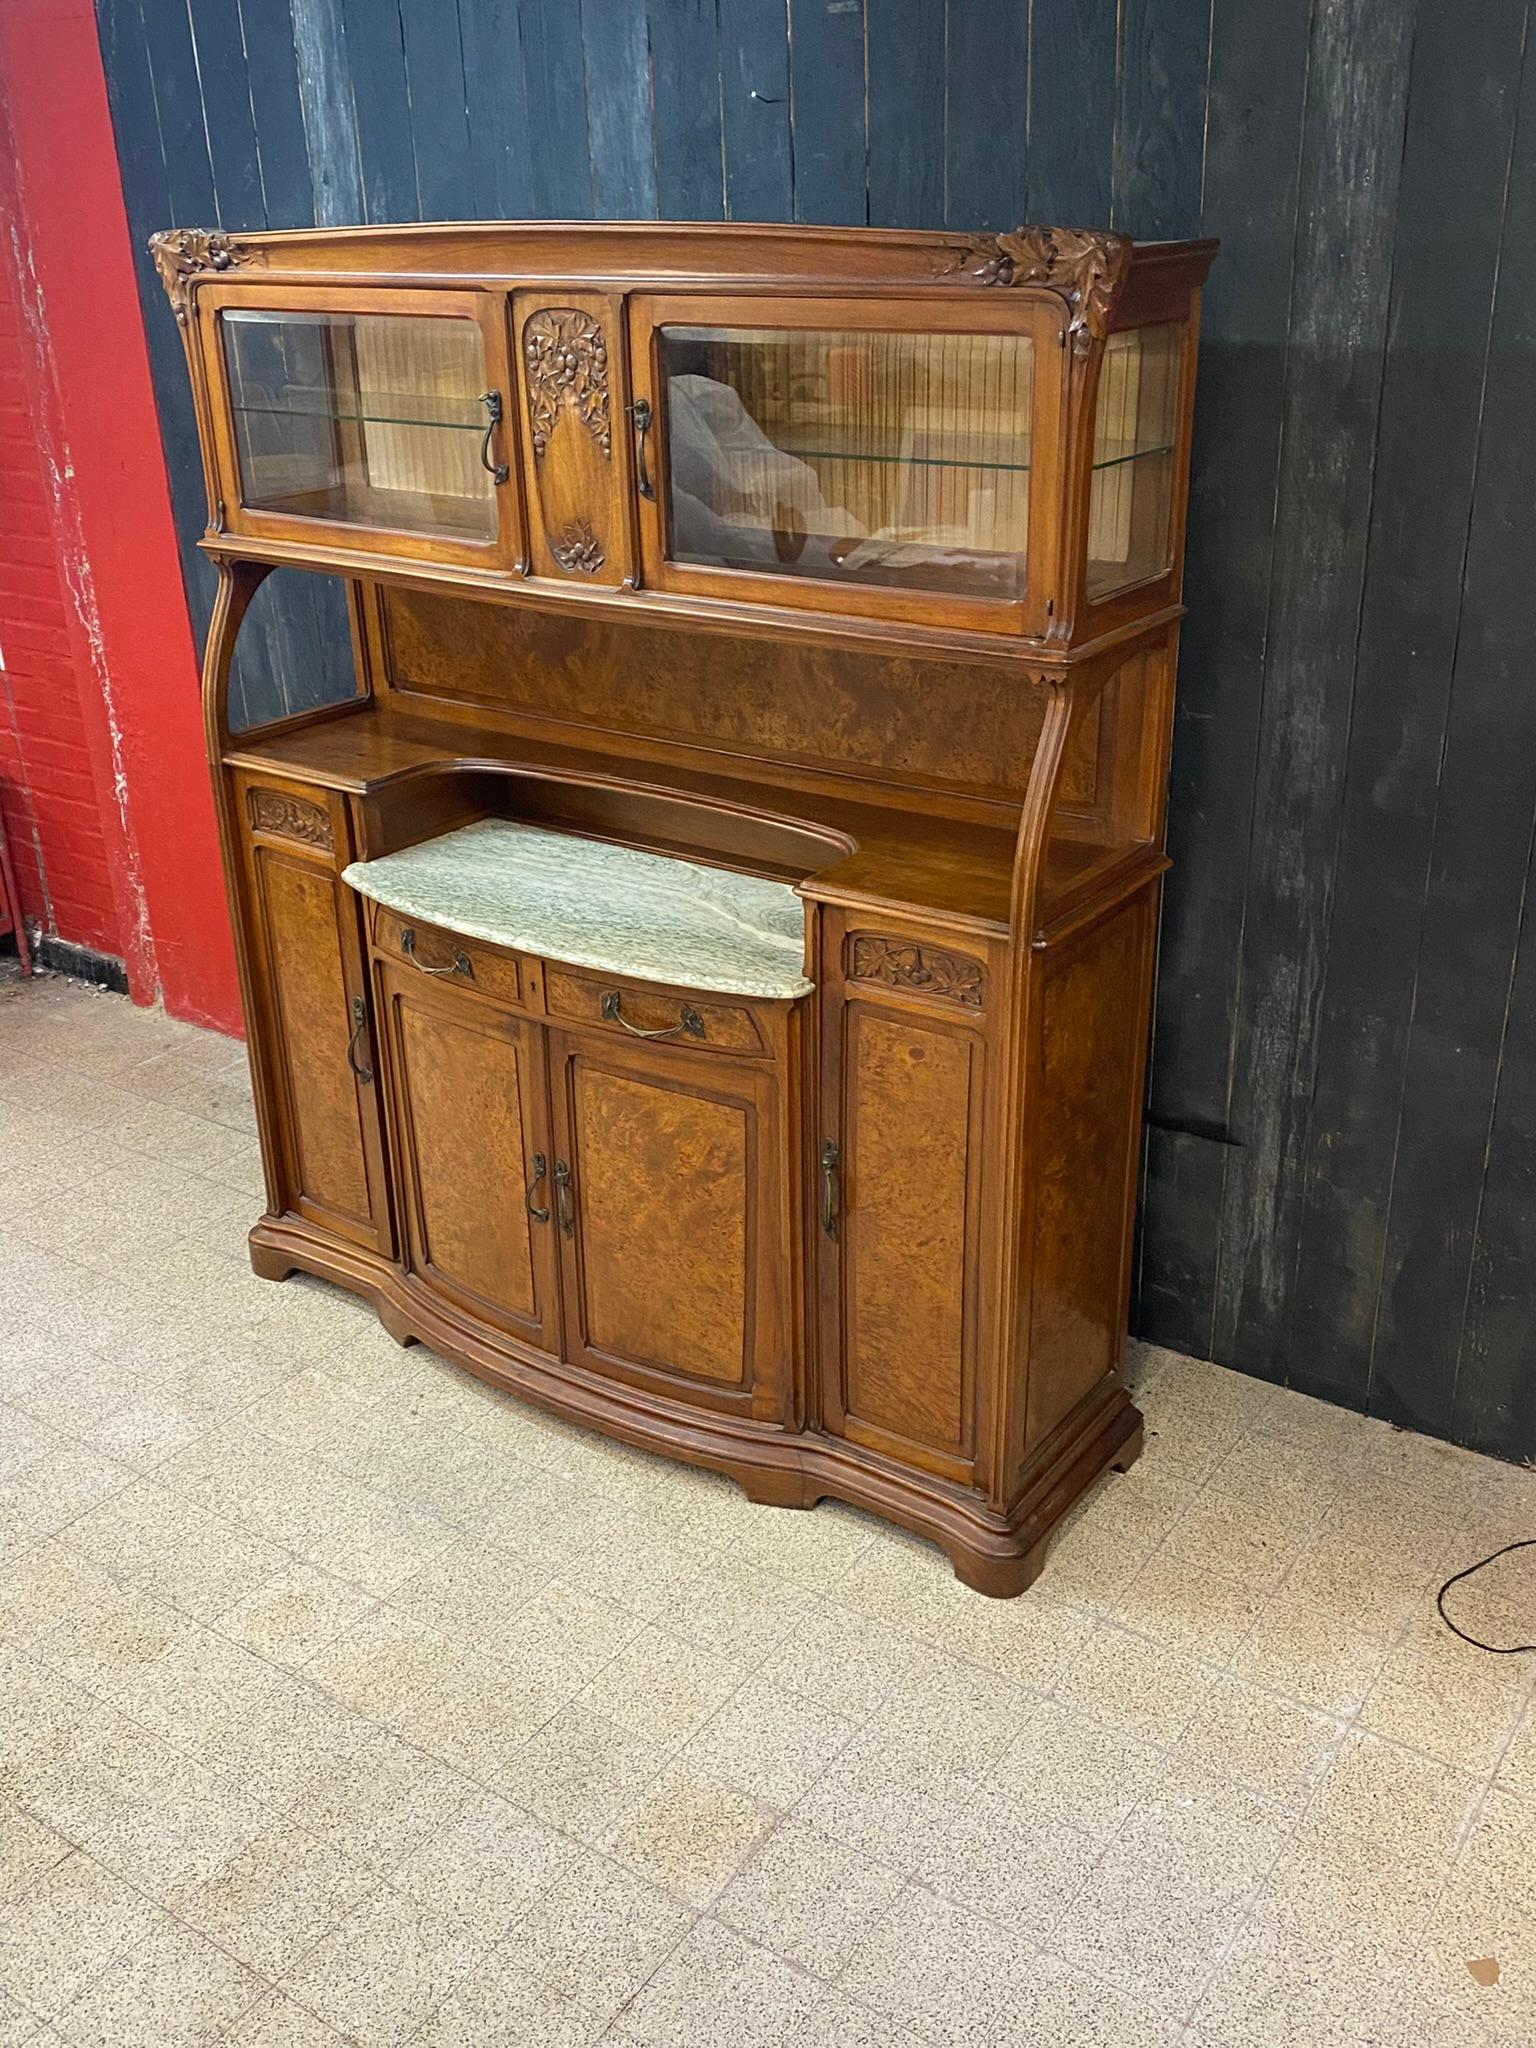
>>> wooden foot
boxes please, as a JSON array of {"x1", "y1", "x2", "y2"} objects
[
  {"x1": 1110, "y1": 1420, "x2": 1145, "y2": 1474},
  {"x1": 248, "y1": 1239, "x2": 296, "y2": 1283},
  {"x1": 375, "y1": 1298, "x2": 419, "y2": 1349},
  {"x1": 944, "y1": 1535, "x2": 1047, "y2": 1599},
  {"x1": 735, "y1": 1467, "x2": 816, "y2": 1510}
]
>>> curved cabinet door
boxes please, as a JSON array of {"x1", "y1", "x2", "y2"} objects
[
  {"x1": 379, "y1": 966, "x2": 559, "y2": 1355},
  {"x1": 548, "y1": 1031, "x2": 789, "y2": 1423}
]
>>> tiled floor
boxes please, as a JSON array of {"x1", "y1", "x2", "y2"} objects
[{"x1": 2, "y1": 969, "x2": 1535, "y2": 2047}]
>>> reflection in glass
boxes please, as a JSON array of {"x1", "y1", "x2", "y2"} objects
[
  {"x1": 223, "y1": 310, "x2": 495, "y2": 542},
  {"x1": 657, "y1": 327, "x2": 1035, "y2": 601},
  {"x1": 1086, "y1": 323, "x2": 1181, "y2": 599}
]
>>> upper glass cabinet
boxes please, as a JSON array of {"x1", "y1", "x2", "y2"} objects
[
  {"x1": 1085, "y1": 322, "x2": 1182, "y2": 602},
  {"x1": 199, "y1": 287, "x2": 519, "y2": 569},
  {"x1": 628, "y1": 296, "x2": 1061, "y2": 634}
]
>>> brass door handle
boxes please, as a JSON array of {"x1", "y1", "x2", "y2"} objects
[
  {"x1": 554, "y1": 1158, "x2": 574, "y2": 1237},
  {"x1": 400, "y1": 928, "x2": 473, "y2": 979},
  {"x1": 820, "y1": 1139, "x2": 839, "y2": 1239},
  {"x1": 600, "y1": 989, "x2": 704, "y2": 1040},
  {"x1": 627, "y1": 397, "x2": 656, "y2": 501},
  {"x1": 345, "y1": 996, "x2": 372, "y2": 1085},
  {"x1": 478, "y1": 390, "x2": 510, "y2": 485},
  {"x1": 525, "y1": 1151, "x2": 549, "y2": 1223}
]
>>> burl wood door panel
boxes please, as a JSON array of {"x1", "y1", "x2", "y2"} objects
[
  {"x1": 380, "y1": 968, "x2": 558, "y2": 1353},
  {"x1": 550, "y1": 1033, "x2": 788, "y2": 1420},
  {"x1": 822, "y1": 998, "x2": 983, "y2": 1482},
  {"x1": 246, "y1": 843, "x2": 388, "y2": 1252}
]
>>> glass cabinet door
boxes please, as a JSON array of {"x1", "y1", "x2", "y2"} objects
[
  {"x1": 202, "y1": 289, "x2": 519, "y2": 566},
  {"x1": 1085, "y1": 322, "x2": 1183, "y2": 602},
  {"x1": 630, "y1": 298, "x2": 1058, "y2": 631}
]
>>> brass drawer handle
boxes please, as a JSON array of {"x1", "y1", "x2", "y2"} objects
[
  {"x1": 600, "y1": 989, "x2": 704, "y2": 1040},
  {"x1": 554, "y1": 1158, "x2": 574, "y2": 1237},
  {"x1": 627, "y1": 397, "x2": 656, "y2": 502},
  {"x1": 820, "y1": 1139, "x2": 839, "y2": 1240},
  {"x1": 400, "y1": 928, "x2": 474, "y2": 980},
  {"x1": 478, "y1": 390, "x2": 510, "y2": 485},
  {"x1": 525, "y1": 1151, "x2": 550, "y2": 1223}
]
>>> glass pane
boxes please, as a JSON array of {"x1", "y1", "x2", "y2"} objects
[
  {"x1": 658, "y1": 326, "x2": 1033, "y2": 601},
  {"x1": 1086, "y1": 322, "x2": 1182, "y2": 600},
  {"x1": 222, "y1": 309, "x2": 495, "y2": 542}
]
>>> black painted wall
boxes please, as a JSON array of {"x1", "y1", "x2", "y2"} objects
[{"x1": 96, "y1": 0, "x2": 1536, "y2": 1461}]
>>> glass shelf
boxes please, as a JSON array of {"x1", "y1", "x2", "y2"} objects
[
  {"x1": 1087, "y1": 326, "x2": 1182, "y2": 598},
  {"x1": 222, "y1": 308, "x2": 496, "y2": 543}
]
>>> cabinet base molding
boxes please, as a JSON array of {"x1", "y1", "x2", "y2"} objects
[{"x1": 248, "y1": 1216, "x2": 1141, "y2": 1598}]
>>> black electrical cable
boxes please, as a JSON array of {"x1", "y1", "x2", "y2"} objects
[{"x1": 1436, "y1": 1536, "x2": 1536, "y2": 1654}]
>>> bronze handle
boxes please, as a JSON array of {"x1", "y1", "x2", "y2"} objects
[
  {"x1": 628, "y1": 397, "x2": 656, "y2": 501},
  {"x1": 600, "y1": 989, "x2": 704, "y2": 1040},
  {"x1": 400, "y1": 928, "x2": 473, "y2": 980},
  {"x1": 525, "y1": 1151, "x2": 549, "y2": 1223},
  {"x1": 345, "y1": 996, "x2": 373, "y2": 1085},
  {"x1": 820, "y1": 1138, "x2": 839, "y2": 1239},
  {"x1": 478, "y1": 390, "x2": 510, "y2": 485},
  {"x1": 554, "y1": 1158, "x2": 574, "y2": 1237}
]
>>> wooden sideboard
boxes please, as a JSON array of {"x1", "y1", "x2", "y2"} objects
[{"x1": 153, "y1": 220, "x2": 1215, "y2": 1595}]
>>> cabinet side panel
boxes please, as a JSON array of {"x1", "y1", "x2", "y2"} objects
[
  {"x1": 573, "y1": 1063, "x2": 751, "y2": 1387},
  {"x1": 393, "y1": 997, "x2": 539, "y2": 1321},
  {"x1": 842, "y1": 1004, "x2": 976, "y2": 1457},
  {"x1": 254, "y1": 850, "x2": 373, "y2": 1225},
  {"x1": 1025, "y1": 895, "x2": 1154, "y2": 1449}
]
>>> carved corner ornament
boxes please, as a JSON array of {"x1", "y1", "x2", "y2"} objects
[
  {"x1": 523, "y1": 309, "x2": 612, "y2": 459},
  {"x1": 548, "y1": 518, "x2": 606, "y2": 576},
  {"x1": 150, "y1": 228, "x2": 263, "y2": 324},
  {"x1": 245, "y1": 787, "x2": 333, "y2": 852},
  {"x1": 941, "y1": 226, "x2": 1132, "y2": 353},
  {"x1": 847, "y1": 934, "x2": 985, "y2": 1009}
]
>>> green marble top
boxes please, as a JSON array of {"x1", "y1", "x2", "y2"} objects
[{"x1": 343, "y1": 818, "x2": 812, "y2": 1000}]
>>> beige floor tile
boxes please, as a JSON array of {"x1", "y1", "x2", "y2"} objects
[
  {"x1": 166, "y1": 1821, "x2": 375, "y2": 1977},
  {"x1": 0, "y1": 1804, "x2": 73, "y2": 1903},
  {"x1": 783, "y1": 1989, "x2": 928, "y2": 2048},
  {"x1": 221, "y1": 1989, "x2": 344, "y2": 2046},
  {"x1": 1231, "y1": 1592, "x2": 1391, "y2": 1715},
  {"x1": 280, "y1": 1888, "x2": 483, "y2": 2047},
  {"x1": 1193, "y1": 1918, "x2": 1424, "y2": 2048},
  {"x1": 215, "y1": 1561, "x2": 376, "y2": 1665},
  {"x1": 715, "y1": 1820, "x2": 905, "y2": 1979},
  {"x1": 1300, "y1": 1730, "x2": 1484, "y2": 1868},
  {"x1": 0, "y1": 1648, "x2": 100, "y2": 1803},
  {"x1": 386, "y1": 1786, "x2": 572, "y2": 1946},
  {"x1": 496, "y1": 1705, "x2": 668, "y2": 1845},
  {"x1": 608, "y1": 1919, "x2": 822, "y2": 2048},
  {"x1": 49, "y1": 1918, "x2": 263, "y2": 2047},
  {"x1": 795, "y1": 1724, "x2": 972, "y2": 1872},
  {"x1": 1175, "y1": 1672, "x2": 1346, "y2": 1808},
  {"x1": 0, "y1": 1851, "x2": 166, "y2": 2020},
  {"x1": 1055, "y1": 1622, "x2": 1216, "y2": 1744},
  {"x1": 0, "y1": 1986, "x2": 40, "y2": 2048},
  {"x1": 915, "y1": 1779, "x2": 1100, "y2": 1940},
  {"x1": 605, "y1": 1763, "x2": 777, "y2": 1907},
  {"x1": 868, "y1": 1647, "x2": 1036, "y2": 1775},
  {"x1": 59, "y1": 1481, "x2": 288, "y2": 1624},
  {"x1": 1000, "y1": 1952, "x2": 1187, "y2": 2047},
  {"x1": 385, "y1": 1540, "x2": 553, "y2": 1649},
  {"x1": 1162, "y1": 1487, "x2": 1309, "y2": 1593},
  {"x1": 679, "y1": 1674, "x2": 856, "y2": 1806},
  {"x1": 413, "y1": 1964, "x2": 612, "y2": 2047},
  {"x1": 839, "y1": 1884, "x2": 1055, "y2": 2046},
  {"x1": 1492, "y1": 1694, "x2": 1536, "y2": 1807},
  {"x1": 757, "y1": 1600, "x2": 917, "y2": 1721},
  {"x1": 1417, "y1": 1883, "x2": 1536, "y2": 2042},
  {"x1": 986, "y1": 1698, "x2": 1164, "y2": 1841},
  {"x1": 1111, "y1": 1550, "x2": 1268, "y2": 1662},
  {"x1": 1358, "y1": 1622, "x2": 1529, "y2": 1775},
  {"x1": 577, "y1": 1624, "x2": 745, "y2": 1751},
  {"x1": 503, "y1": 1850, "x2": 690, "y2": 2013},
  {"x1": 0, "y1": 1541, "x2": 121, "y2": 1653},
  {"x1": 452, "y1": 1574, "x2": 641, "y2": 1691},
  {"x1": 1250, "y1": 1826, "x2": 1455, "y2": 1948}
]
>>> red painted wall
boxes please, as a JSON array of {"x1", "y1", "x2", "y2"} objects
[{"x1": 0, "y1": 0, "x2": 241, "y2": 1033}]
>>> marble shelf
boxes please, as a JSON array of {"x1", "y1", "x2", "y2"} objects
[{"x1": 343, "y1": 818, "x2": 813, "y2": 1000}]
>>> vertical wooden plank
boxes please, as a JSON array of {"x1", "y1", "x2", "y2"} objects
[
  {"x1": 519, "y1": 0, "x2": 595, "y2": 216},
  {"x1": 1136, "y1": 0, "x2": 1310, "y2": 1355},
  {"x1": 867, "y1": 0, "x2": 943, "y2": 227},
  {"x1": 1285, "y1": 0, "x2": 1528, "y2": 1416},
  {"x1": 399, "y1": 0, "x2": 470, "y2": 222},
  {"x1": 788, "y1": 0, "x2": 865, "y2": 226},
  {"x1": 944, "y1": 0, "x2": 1026, "y2": 232},
  {"x1": 581, "y1": 0, "x2": 658, "y2": 218},
  {"x1": 188, "y1": 0, "x2": 265, "y2": 227},
  {"x1": 719, "y1": 0, "x2": 793, "y2": 221},
  {"x1": 648, "y1": 0, "x2": 724, "y2": 220},
  {"x1": 288, "y1": 0, "x2": 364, "y2": 226},
  {"x1": 1112, "y1": 0, "x2": 1209, "y2": 238},
  {"x1": 341, "y1": 0, "x2": 419, "y2": 222},
  {"x1": 1211, "y1": 0, "x2": 1414, "y2": 1379},
  {"x1": 458, "y1": 0, "x2": 536, "y2": 219},
  {"x1": 1025, "y1": 0, "x2": 1114, "y2": 225},
  {"x1": 240, "y1": 0, "x2": 318, "y2": 228},
  {"x1": 1372, "y1": 43, "x2": 1536, "y2": 1445}
]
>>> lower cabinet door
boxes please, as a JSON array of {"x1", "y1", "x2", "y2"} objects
[
  {"x1": 819, "y1": 994, "x2": 985, "y2": 1484},
  {"x1": 380, "y1": 966, "x2": 560, "y2": 1354},
  {"x1": 244, "y1": 840, "x2": 390, "y2": 1253},
  {"x1": 548, "y1": 1031, "x2": 789, "y2": 1420}
]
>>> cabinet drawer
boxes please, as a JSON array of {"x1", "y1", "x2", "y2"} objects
[
  {"x1": 544, "y1": 966, "x2": 769, "y2": 1056},
  {"x1": 371, "y1": 905, "x2": 525, "y2": 1006}
]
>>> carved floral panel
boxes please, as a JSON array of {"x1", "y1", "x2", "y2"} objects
[{"x1": 847, "y1": 934, "x2": 985, "y2": 1009}]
